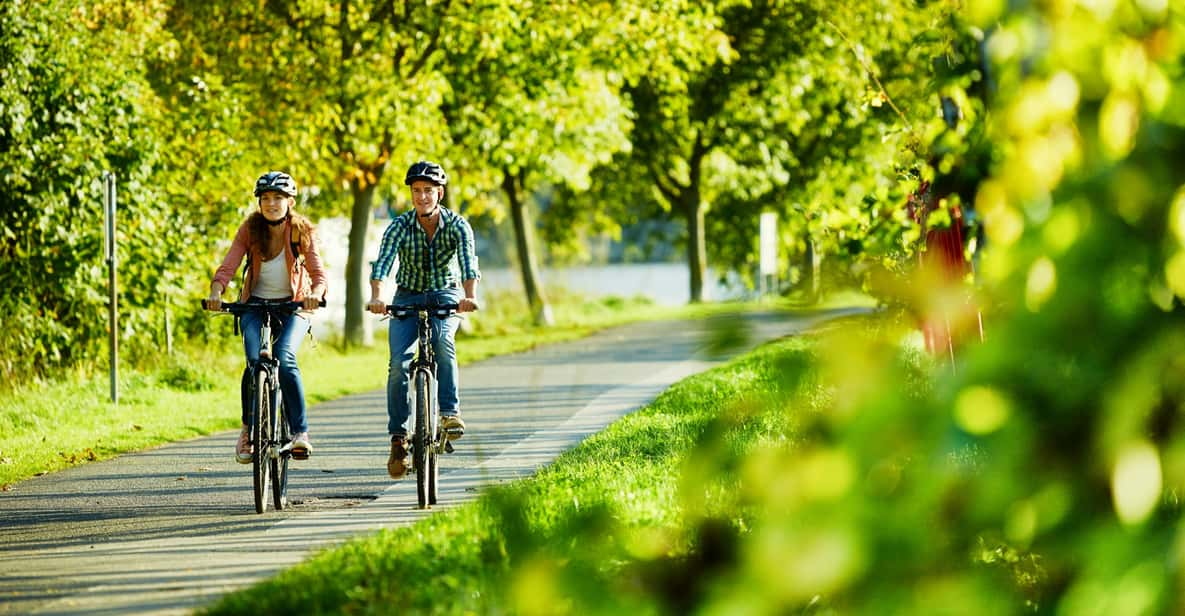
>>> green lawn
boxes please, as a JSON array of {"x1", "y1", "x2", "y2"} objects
[{"x1": 198, "y1": 330, "x2": 829, "y2": 616}]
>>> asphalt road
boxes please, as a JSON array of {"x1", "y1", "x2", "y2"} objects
[{"x1": 0, "y1": 307, "x2": 863, "y2": 615}]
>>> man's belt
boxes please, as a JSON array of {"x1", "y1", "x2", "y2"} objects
[{"x1": 397, "y1": 283, "x2": 457, "y2": 295}]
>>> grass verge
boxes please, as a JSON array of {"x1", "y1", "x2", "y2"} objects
[{"x1": 197, "y1": 328, "x2": 829, "y2": 615}]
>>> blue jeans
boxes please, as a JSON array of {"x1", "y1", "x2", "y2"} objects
[
  {"x1": 386, "y1": 287, "x2": 463, "y2": 437},
  {"x1": 240, "y1": 309, "x2": 311, "y2": 434}
]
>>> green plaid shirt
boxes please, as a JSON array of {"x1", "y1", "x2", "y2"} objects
[{"x1": 370, "y1": 207, "x2": 481, "y2": 291}]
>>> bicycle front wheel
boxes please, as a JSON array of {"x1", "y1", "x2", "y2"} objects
[
  {"x1": 271, "y1": 393, "x2": 290, "y2": 511},
  {"x1": 414, "y1": 368, "x2": 433, "y2": 510},
  {"x1": 428, "y1": 437, "x2": 439, "y2": 505},
  {"x1": 428, "y1": 380, "x2": 440, "y2": 506},
  {"x1": 253, "y1": 368, "x2": 271, "y2": 514}
]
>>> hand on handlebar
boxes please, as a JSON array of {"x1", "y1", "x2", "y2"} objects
[
  {"x1": 367, "y1": 298, "x2": 386, "y2": 314},
  {"x1": 200, "y1": 298, "x2": 325, "y2": 313},
  {"x1": 458, "y1": 297, "x2": 479, "y2": 313}
]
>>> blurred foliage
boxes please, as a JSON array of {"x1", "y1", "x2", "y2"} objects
[
  {"x1": 8, "y1": 0, "x2": 1185, "y2": 609},
  {"x1": 499, "y1": 1, "x2": 1185, "y2": 613}
]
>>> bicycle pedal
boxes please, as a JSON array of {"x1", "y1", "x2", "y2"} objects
[{"x1": 444, "y1": 441, "x2": 455, "y2": 454}]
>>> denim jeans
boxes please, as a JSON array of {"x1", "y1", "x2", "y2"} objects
[
  {"x1": 386, "y1": 287, "x2": 463, "y2": 437},
  {"x1": 240, "y1": 309, "x2": 311, "y2": 434}
]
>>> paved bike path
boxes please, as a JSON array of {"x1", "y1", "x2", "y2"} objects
[{"x1": 0, "y1": 308, "x2": 864, "y2": 615}]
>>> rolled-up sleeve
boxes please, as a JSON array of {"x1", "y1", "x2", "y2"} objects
[
  {"x1": 455, "y1": 217, "x2": 480, "y2": 281},
  {"x1": 371, "y1": 219, "x2": 402, "y2": 281},
  {"x1": 212, "y1": 222, "x2": 250, "y2": 289}
]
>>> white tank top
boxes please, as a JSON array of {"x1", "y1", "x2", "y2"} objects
[{"x1": 253, "y1": 252, "x2": 291, "y2": 299}]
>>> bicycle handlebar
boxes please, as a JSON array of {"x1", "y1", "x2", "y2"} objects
[
  {"x1": 385, "y1": 303, "x2": 459, "y2": 320},
  {"x1": 201, "y1": 298, "x2": 326, "y2": 314}
]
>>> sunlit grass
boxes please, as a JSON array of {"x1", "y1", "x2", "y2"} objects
[{"x1": 198, "y1": 330, "x2": 828, "y2": 616}]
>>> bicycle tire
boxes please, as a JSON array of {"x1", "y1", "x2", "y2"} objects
[
  {"x1": 271, "y1": 392, "x2": 289, "y2": 511},
  {"x1": 414, "y1": 368, "x2": 431, "y2": 509},
  {"x1": 428, "y1": 372, "x2": 440, "y2": 505},
  {"x1": 253, "y1": 368, "x2": 271, "y2": 514},
  {"x1": 427, "y1": 436, "x2": 439, "y2": 505}
]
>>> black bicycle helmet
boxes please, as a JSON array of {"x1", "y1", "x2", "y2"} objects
[
  {"x1": 254, "y1": 171, "x2": 298, "y2": 197},
  {"x1": 404, "y1": 161, "x2": 448, "y2": 186}
]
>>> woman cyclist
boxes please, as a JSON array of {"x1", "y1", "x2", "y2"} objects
[{"x1": 205, "y1": 171, "x2": 328, "y2": 462}]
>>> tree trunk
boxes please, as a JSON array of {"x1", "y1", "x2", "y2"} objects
[
  {"x1": 684, "y1": 134, "x2": 709, "y2": 303},
  {"x1": 803, "y1": 235, "x2": 819, "y2": 304},
  {"x1": 683, "y1": 189, "x2": 706, "y2": 303},
  {"x1": 344, "y1": 176, "x2": 379, "y2": 347},
  {"x1": 503, "y1": 169, "x2": 553, "y2": 326}
]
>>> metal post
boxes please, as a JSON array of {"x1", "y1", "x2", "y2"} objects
[
  {"x1": 165, "y1": 307, "x2": 173, "y2": 356},
  {"x1": 104, "y1": 172, "x2": 118, "y2": 404},
  {"x1": 759, "y1": 212, "x2": 777, "y2": 300}
]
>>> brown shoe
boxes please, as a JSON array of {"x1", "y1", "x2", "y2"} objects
[
  {"x1": 234, "y1": 427, "x2": 252, "y2": 464},
  {"x1": 441, "y1": 414, "x2": 465, "y2": 440},
  {"x1": 387, "y1": 436, "x2": 409, "y2": 479}
]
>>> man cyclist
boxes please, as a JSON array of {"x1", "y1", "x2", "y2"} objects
[{"x1": 367, "y1": 160, "x2": 481, "y2": 479}]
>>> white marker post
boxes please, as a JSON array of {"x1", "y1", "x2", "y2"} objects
[
  {"x1": 759, "y1": 211, "x2": 777, "y2": 297},
  {"x1": 104, "y1": 172, "x2": 118, "y2": 404}
]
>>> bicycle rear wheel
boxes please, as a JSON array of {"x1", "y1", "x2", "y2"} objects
[
  {"x1": 253, "y1": 368, "x2": 271, "y2": 514},
  {"x1": 414, "y1": 369, "x2": 433, "y2": 509},
  {"x1": 271, "y1": 393, "x2": 290, "y2": 511}
]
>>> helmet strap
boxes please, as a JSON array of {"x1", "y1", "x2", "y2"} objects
[{"x1": 266, "y1": 212, "x2": 290, "y2": 227}]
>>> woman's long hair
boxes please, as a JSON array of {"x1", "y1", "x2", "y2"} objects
[{"x1": 246, "y1": 210, "x2": 314, "y2": 259}]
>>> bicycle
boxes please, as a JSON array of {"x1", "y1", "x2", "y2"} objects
[
  {"x1": 385, "y1": 301, "x2": 462, "y2": 509},
  {"x1": 201, "y1": 298, "x2": 323, "y2": 514}
]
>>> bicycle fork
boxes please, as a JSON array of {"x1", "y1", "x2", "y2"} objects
[
  {"x1": 256, "y1": 318, "x2": 290, "y2": 459},
  {"x1": 414, "y1": 316, "x2": 460, "y2": 452},
  {"x1": 246, "y1": 363, "x2": 282, "y2": 455},
  {"x1": 410, "y1": 365, "x2": 457, "y2": 459}
]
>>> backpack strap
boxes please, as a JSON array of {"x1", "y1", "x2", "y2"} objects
[
  {"x1": 290, "y1": 224, "x2": 304, "y2": 268},
  {"x1": 232, "y1": 253, "x2": 248, "y2": 337}
]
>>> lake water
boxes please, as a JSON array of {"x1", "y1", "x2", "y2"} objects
[
  {"x1": 310, "y1": 217, "x2": 744, "y2": 334},
  {"x1": 478, "y1": 263, "x2": 742, "y2": 305}
]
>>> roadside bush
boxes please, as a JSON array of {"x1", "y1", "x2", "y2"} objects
[
  {"x1": 0, "y1": 0, "x2": 243, "y2": 385},
  {"x1": 0, "y1": 1, "x2": 159, "y2": 381}
]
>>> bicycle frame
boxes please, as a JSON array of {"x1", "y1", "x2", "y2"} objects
[
  {"x1": 202, "y1": 298, "x2": 320, "y2": 513},
  {"x1": 388, "y1": 302, "x2": 459, "y2": 404},
  {"x1": 251, "y1": 310, "x2": 287, "y2": 455},
  {"x1": 386, "y1": 302, "x2": 459, "y2": 508}
]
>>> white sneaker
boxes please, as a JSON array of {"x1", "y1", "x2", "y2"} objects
[
  {"x1": 291, "y1": 432, "x2": 312, "y2": 459},
  {"x1": 441, "y1": 414, "x2": 465, "y2": 440}
]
